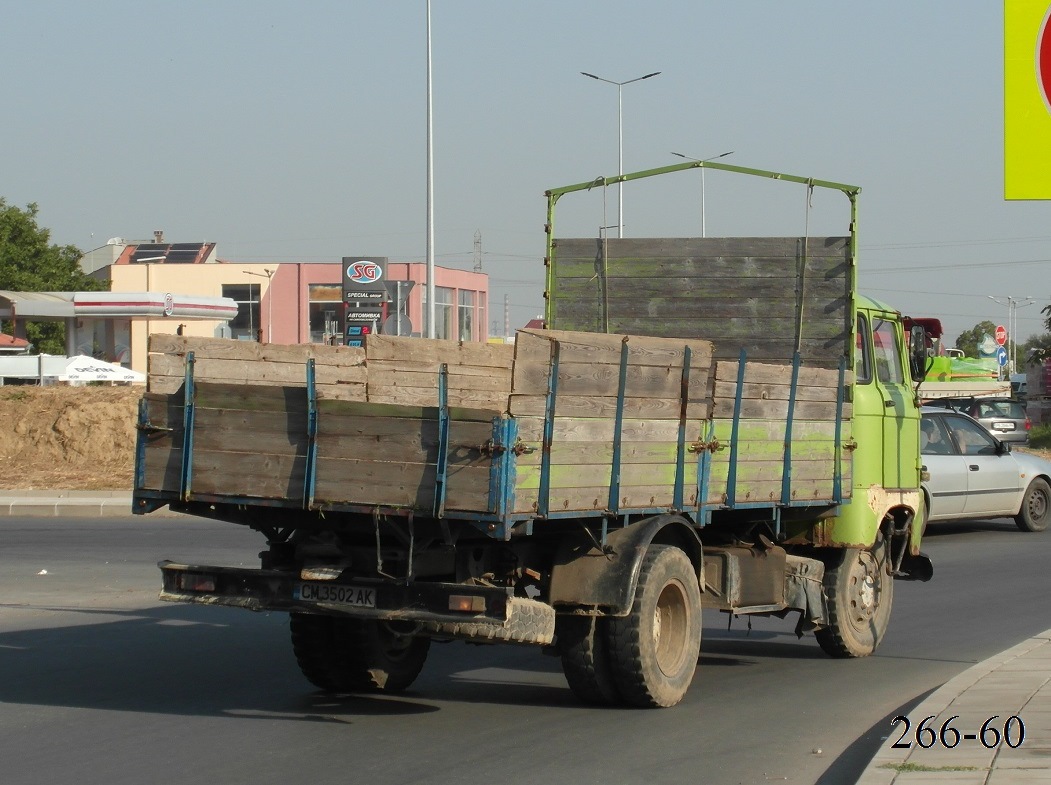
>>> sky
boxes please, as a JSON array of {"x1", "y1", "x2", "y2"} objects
[{"x1": 4, "y1": 1, "x2": 1050, "y2": 345}]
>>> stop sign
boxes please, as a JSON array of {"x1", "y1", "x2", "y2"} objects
[{"x1": 995, "y1": 324, "x2": 1008, "y2": 345}]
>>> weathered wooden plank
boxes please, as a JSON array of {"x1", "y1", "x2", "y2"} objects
[
  {"x1": 368, "y1": 368, "x2": 512, "y2": 394},
  {"x1": 148, "y1": 334, "x2": 365, "y2": 367},
  {"x1": 511, "y1": 485, "x2": 697, "y2": 515},
  {"x1": 188, "y1": 408, "x2": 307, "y2": 456},
  {"x1": 712, "y1": 381, "x2": 842, "y2": 403},
  {"x1": 508, "y1": 394, "x2": 711, "y2": 420},
  {"x1": 149, "y1": 354, "x2": 368, "y2": 387},
  {"x1": 314, "y1": 458, "x2": 491, "y2": 511},
  {"x1": 367, "y1": 384, "x2": 508, "y2": 410},
  {"x1": 711, "y1": 418, "x2": 848, "y2": 442},
  {"x1": 513, "y1": 328, "x2": 714, "y2": 368},
  {"x1": 190, "y1": 449, "x2": 307, "y2": 499},
  {"x1": 511, "y1": 358, "x2": 709, "y2": 399},
  {"x1": 714, "y1": 360, "x2": 847, "y2": 387},
  {"x1": 317, "y1": 398, "x2": 499, "y2": 422},
  {"x1": 192, "y1": 383, "x2": 310, "y2": 413},
  {"x1": 141, "y1": 443, "x2": 181, "y2": 492},
  {"x1": 551, "y1": 236, "x2": 850, "y2": 265},
  {"x1": 704, "y1": 477, "x2": 851, "y2": 506},
  {"x1": 710, "y1": 399, "x2": 850, "y2": 421},
  {"x1": 515, "y1": 460, "x2": 696, "y2": 490},
  {"x1": 317, "y1": 417, "x2": 493, "y2": 465},
  {"x1": 514, "y1": 415, "x2": 705, "y2": 444},
  {"x1": 365, "y1": 335, "x2": 513, "y2": 368},
  {"x1": 549, "y1": 278, "x2": 850, "y2": 305},
  {"x1": 314, "y1": 384, "x2": 368, "y2": 402},
  {"x1": 707, "y1": 458, "x2": 841, "y2": 484},
  {"x1": 366, "y1": 359, "x2": 513, "y2": 378}
]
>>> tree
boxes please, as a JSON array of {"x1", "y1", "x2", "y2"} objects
[
  {"x1": 1028, "y1": 304, "x2": 1051, "y2": 362},
  {"x1": 0, "y1": 199, "x2": 104, "y2": 354},
  {"x1": 954, "y1": 320, "x2": 997, "y2": 358},
  {"x1": 1019, "y1": 331, "x2": 1051, "y2": 366}
]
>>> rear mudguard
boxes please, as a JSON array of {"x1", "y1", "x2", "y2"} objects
[{"x1": 547, "y1": 514, "x2": 703, "y2": 616}]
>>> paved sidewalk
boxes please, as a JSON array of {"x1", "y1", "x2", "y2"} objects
[{"x1": 857, "y1": 629, "x2": 1051, "y2": 784}]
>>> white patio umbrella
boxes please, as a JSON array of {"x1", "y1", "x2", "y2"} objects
[{"x1": 64, "y1": 355, "x2": 145, "y2": 383}]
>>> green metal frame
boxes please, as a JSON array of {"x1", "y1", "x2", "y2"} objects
[{"x1": 543, "y1": 160, "x2": 860, "y2": 329}]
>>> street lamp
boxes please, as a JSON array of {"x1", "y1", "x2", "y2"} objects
[
  {"x1": 671, "y1": 151, "x2": 735, "y2": 237},
  {"x1": 987, "y1": 294, "x2": 1036, "y2": 377},
  {"x1": 581, "y1": 70, "x2": 661, "y2": 238},
  {"x1": 245, "y1": 268, "x2": 275, "y2": 343}
]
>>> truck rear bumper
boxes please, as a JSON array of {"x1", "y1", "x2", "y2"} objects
[{"x1": 158, "y1": 561, "x2": 555, "y2": 645}]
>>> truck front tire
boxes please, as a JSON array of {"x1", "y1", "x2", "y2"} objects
[
  {"x1": 815, "y1": 540, "x2": 893, "y2": 658},
  {"x1": 604, "y1": 545, "x2": 702, "y2": 708},
  {"x1": 289, "y1": 613, "x2": 430, "y2": 693}
]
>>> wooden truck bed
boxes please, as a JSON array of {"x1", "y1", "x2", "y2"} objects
[{"x1": 136, "y1": 329, "x2": 850, "y2": 534}]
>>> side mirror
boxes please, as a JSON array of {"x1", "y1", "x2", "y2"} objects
[{"x1": 909, "y1": 325, "x2": 929, "y2": 382}]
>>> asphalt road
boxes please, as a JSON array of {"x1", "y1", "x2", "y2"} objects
[{"x1": 0, "y1": 514, "x2": 1047, "y2": 785}]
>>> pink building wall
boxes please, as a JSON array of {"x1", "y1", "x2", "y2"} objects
[{"x1": 264, "y1": 262, "x2": 488, "y2": 344}]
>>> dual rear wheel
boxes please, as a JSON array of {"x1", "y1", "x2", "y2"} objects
[{"x1": 558, "y1": 545, "x2": 703, "y2": 708}]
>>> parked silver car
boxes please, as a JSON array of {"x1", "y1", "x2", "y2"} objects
[
  {"x1": 923, "y1": 396, "x2": 1031, "y2": 445},
  {"x1": 920, "y1": 407, "x2": 1050, "y2": 532}
]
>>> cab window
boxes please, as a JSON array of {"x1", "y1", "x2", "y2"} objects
[
  {"x1": 855, "y1": 314, "x2": 872, "y2": 384},
  {"x1": 872, "y1": 317, "x2": 904, "y2": 385}
]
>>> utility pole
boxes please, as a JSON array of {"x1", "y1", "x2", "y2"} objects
[{"x1": 473, "y1": 230, "x2": 482, "y2": 272}]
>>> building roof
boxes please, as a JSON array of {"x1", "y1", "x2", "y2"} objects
[
  {"x1": 0, "y1": 333, "x2": 30, "y2": 353},
  {"x1": 114, "y1": 242, "x2": 217, "y2": 265}
]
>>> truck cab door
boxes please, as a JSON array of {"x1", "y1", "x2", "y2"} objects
[{"x1": 854, "y1": 310, "x2": 920, "y2": 492}]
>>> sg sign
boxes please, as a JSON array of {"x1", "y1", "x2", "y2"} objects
[{"x1": 342, "y1": 256, "x2": 388, "y2": 301}]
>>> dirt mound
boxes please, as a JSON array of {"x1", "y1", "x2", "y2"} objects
[{"x1": 0, "y1": 386, "x2": 140, "y2": 490}]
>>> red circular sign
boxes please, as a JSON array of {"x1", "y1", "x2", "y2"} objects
[
  {"x1": 995, "y1": 324, "x2": 1008, "y2": 345},
  {"x1": 1041, "y1": 5, "x2": 1051, "y2": 112}
]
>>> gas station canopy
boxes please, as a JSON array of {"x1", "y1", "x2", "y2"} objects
[{"x1": 0, "y1": 291, "x2": 238, "y2": 322}]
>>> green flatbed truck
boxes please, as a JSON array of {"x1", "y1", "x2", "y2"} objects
[{"x1": 134, "y1": 162, "x2": 932, "y2": 708}]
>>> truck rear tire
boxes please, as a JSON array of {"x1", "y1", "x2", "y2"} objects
[
  {"x1": 604, "y1": 545, "x2": 702, "y2": 708},
  {"x1": 1014, "y1": 478, "x2": 1050, "y2": 532},
  {"x1": 815, "y1": 540, "x2": 893, "y2": 658},
  {"x1": 289, "y1": 613, "x2": 430, "y2": 693},
  {"x1": 557, "y1": 615, "x2": 621, "y2": 705}
]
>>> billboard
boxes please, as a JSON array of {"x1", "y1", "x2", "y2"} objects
[{"x1": 1004, "y1": 1, "x2": 1051, "y2": 199}]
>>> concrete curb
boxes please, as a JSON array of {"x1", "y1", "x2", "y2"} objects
[{"x1": 0, "y1": 491, "x2": 135, "y2": 518}]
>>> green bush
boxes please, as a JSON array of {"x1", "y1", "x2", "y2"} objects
[{"x1": 1030, "y1": 424, "x2": 1051, "y2": 449}]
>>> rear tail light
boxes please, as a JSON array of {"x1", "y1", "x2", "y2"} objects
[
  {"x1": 177, "y1": 574, "x2": 217, "y2": 592},
  {"x1": 1025, "y1": 417, "x2": 1031, "y2": 431}
]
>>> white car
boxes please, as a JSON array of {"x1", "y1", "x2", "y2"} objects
[{"x1": 921, "y1": 407, "x2": 1050, "y2": 532}]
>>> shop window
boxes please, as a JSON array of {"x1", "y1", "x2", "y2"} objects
[
  {"x1": 222, "y1": 284, "x2": 260, "y2": 341},
  {"x1": 308, "y1": 284, "x2": 343, "y2": 344}
]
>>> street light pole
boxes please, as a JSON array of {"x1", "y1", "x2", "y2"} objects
[
  {"x1": 670, "y1": 151, "x2": 735, "y2": 237},
  {"x1": 581, "y1": 70, "x2": 661, "y2": 238},
  {"x1": 425, "y1": 0, "x2": 436, "y2": 338}
]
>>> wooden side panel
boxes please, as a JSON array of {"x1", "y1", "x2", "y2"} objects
[
  {"x1": 546, "y1": 236, "x2": 852, "y2": 369},
  {"x1": 147, "y1": 335, "x2": 367, "y2": 400}
]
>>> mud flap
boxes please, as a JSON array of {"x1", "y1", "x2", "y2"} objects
[{"x1": 784, "y1": 554, "x2": 827, "y2": 637}]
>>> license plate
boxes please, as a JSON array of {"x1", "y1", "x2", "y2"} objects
[
  {"x1": 992, "y1": 423, "x2": 1014, "y2": 431},
  {"x1": 294, "y1": 583, "x2": 376, "y2": 608}
]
